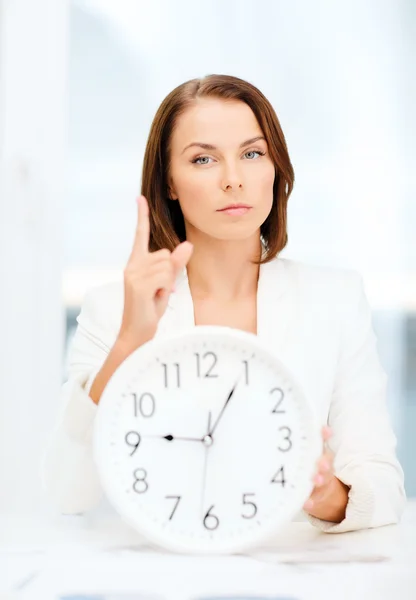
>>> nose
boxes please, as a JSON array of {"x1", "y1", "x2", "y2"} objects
[{"x1": 221, "y1": 162, "x2": 243, "y2": 192}]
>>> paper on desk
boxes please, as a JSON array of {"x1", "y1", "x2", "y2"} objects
[
  {"x1": 95, "y1": 523, "x2": 392, "y2": 565},
  {"x1": 96, "y1": 543, "x2": 389, "y2": 565},
  {"x1": 244, "y1": 535, "x2": 391, "y2": 564},
  {"x1": 240, "y1": 520, "x2": 396, "y2": 565},
  {"x1": 246, "y1": 546, "x2": 389, "y2": 564}
]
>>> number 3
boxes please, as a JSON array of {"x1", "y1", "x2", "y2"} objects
[{"x1": 278, "y1": 426, "x2": 292, "y2": 452}]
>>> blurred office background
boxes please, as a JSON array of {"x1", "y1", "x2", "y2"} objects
[{"x1": 0, "y1": 0, "x2": 414, "y2": 514}]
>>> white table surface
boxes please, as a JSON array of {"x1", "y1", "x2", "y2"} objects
[{"x1": 1, "y1": 501, "x2": 416, "y2": 600}]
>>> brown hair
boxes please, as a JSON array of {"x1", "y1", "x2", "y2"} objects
[{"x1": 141, "y1": 74, "x2": 295, "y2": 264}]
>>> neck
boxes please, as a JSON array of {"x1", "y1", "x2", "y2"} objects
[{"x1": 185, "y1": 235, "x2": 262, "y2": 302}]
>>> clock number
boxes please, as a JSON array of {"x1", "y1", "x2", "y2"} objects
[
  {"x1": 203, "y1": 505, "x2": 220, "y2": 530},
  {"x1": 278, "y1": 426, "x2": 292, "y2": 452},
  {"x1": 133, "y1": 392, "x2": 155, "y2": 418},
  {"x1": 165, "y1": 495, "x2": 181, "y2": 520},
  {"x1": 125, "y1": 430, "x2": 141, "y2": 456},
  {"x1": 271, "y1": 466, "x2": 286, "y2": 487},
  {"x1": 132, "y1": 468, "x2": 148, "y2": 494},
  {"x1": 270, "y1": 387, "x2": 285, "y2": 414},
  {"x1": 242, "y1": 360, "x2": 249, "y2": 385},
  {"x1": 195, "y1": 352, "x2": 218, "y2": 378},
  {"x1": 241, "y1": 493, "x2": 257, "y2": 519},
  {"x1": 161, "y1": 363, "x2": 181, "y2": 388}
]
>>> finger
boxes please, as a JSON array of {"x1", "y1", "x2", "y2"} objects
[
  {"x1": 311, "y1": 449, "x2": 333, "y2": 486},
  {"x1": 321, "y1": 425, "x2": 332, "y2": 456},
  {"x1": 317, "y1": 454, "x2": 333, "y2": 474},
  {"x1": 147, "y1": 262, "x2": 174, "y2": 286},
  {"x1": 150, "y1": 248, "x2": 172, "y2": 264},
  {"x1": 316, "y1": 445, "x2": 334, "y2": 474},
  {"x1": 322, "y1": 425, "x2": 332, "y2": 443},
  {"x1": 170, "y1": 241, "x2": 194, "y2": 277},
  {"x1": 313, "y1": 471, "x2": 331, "y2": 487},
  {"x1": 131, "y1": 195, "x2": 150, "y2": 258},
  {"x1": 148, "y1": 269, "x2": 175, "y2": 295},
  {"x1": 148, "y1": 254, "x2": 176, "y2": 292}
]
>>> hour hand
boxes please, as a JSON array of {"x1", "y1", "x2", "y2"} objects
[{"x1": 146, "y1": 434, "x2": 204, "y2": 443}]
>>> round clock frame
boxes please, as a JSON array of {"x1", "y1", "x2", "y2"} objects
[{"x1": 93, "y1": 325, "x2": 322, "y2": 554}]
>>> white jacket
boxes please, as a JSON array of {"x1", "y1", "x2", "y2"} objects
[{"x1": 41, "y1": 257, "x2": 406, "y2": 533}]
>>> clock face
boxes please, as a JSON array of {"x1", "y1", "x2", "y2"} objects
[{"x1": 93, "y1": 326, "x2": 321, "y2": 554}]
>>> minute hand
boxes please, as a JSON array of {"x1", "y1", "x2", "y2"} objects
[{"x1": 209, "y1": 377, "x2": 241, "y2": 437}]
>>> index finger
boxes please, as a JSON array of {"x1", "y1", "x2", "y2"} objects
[{"x1": 132, "y1": 195, "x2": 150, "y2": 257}]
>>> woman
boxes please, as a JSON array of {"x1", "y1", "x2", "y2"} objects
[{"x1": 42, "y1": 74, "x2": 405, "y2": 532}]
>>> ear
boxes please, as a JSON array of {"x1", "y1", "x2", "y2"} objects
[
  {"x1": 168, "y1": 188, "x2": 178, "y2": 201},
  {"x1": 167, "y1": 177, "x2": 178, "y2": 201},
  {"x1": 168, "y1": 176, "x2": 178, "y2": 200}
]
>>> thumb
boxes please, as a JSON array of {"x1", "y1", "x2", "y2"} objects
[{"x1": 171, "y1": 241, "x2": 194, "y2": 277}]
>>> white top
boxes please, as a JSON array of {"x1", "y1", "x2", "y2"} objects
[{"x1": 40, "y1": 257, "x2": 406, "y2": 533}]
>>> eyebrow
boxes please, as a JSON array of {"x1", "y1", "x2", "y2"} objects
[{"x1": 181, "y1": 136, "x2": 266, "y2": 154}]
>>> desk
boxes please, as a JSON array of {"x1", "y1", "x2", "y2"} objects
[{"x1": 1, "y1": 501, "x2": 415, "y2": 600}]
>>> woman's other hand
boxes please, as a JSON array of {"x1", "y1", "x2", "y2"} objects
[{"x1": 303, "y1": 426, "x2": 350, "y2": 523}]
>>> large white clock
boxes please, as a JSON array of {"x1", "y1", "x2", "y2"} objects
[{"x1": 93, "y1": 325, "x2": 321, "y2": 554}]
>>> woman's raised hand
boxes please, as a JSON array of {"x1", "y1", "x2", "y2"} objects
[{"x1": 117, "y1": 195, "x2": 193, "y2": 352}]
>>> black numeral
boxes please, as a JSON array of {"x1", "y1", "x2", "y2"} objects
[
  {"x1": 241, "y1": 493, "x2": 257, "y2": 519},
  {"x1": 278, "y1": 426, "x2": 292, "y2": 452},
  {"x1": 132, "y1": 392, "x2": 155, "y2": 418},
  {"x1": 132, "y1": 468, "x2": 148, "y2": 493},
  {"x1": 125, "y1": 431, "x2": 141, "y2": 456},
  {"x1": 161, "y1": 363, "x2": 181, "y2": 388},
  {"x1": 203, "y1": 505, "x2": 219, "y2": 530},
  {"x1": 270, "y1": 387, "x2": 285, "y2": 413},
  {"x1": 195, "y1": 352, "x2": 218, "y2": 378},
  {"x1": 271, "y1": 466, "x2": 286, "y2": 487},
  {"x1": 165, "y1": 495, "x2": 181, "y2": 520}
]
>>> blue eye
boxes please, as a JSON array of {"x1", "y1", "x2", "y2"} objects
[
  {"x1": 192, "y1": 156, "x2": 212, "y2": 165},
  {"x1": 245, "y1": 150, "x2": 266, "y2": 159}
]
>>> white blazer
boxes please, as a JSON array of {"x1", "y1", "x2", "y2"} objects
[{"x1": 41, "y1": 257, "x2": 406, "y2": 533}]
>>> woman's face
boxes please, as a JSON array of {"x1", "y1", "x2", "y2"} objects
[{"x1": 168, "y1": 98, "x2": 275, "y2": 243}]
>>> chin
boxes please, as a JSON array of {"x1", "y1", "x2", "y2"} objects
[{"x1": 206, "y1": 224, "x2": 261, "y2": 243}]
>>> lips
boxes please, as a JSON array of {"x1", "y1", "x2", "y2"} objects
[
  {"x1": 217, "y1": 204, "x2": 252, "y2": 216},
  {"x1": 218, "y1": 204, "x2": 251, "y2": 211}
]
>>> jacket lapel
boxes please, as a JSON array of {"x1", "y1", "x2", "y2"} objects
[
  {"x1": 156, "y1": 257, "x2": 298, "y2": 365},
  {"x1": 256, "y1": 257, "x2": 298, "y2": 363}
]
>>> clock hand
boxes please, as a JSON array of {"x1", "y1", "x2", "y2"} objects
[
  {"x1": 209, "y1": 372, "x2": 242, "y2": 438},
  {"x1": 144, "y1": 434, "x2": 204, "y2": 443},
  {"x1": 163, "y1": 434, "x2": 203, "y2": 442},
  {"x1": 201, "y1": 411, "x2": 212, "y2": 517}
]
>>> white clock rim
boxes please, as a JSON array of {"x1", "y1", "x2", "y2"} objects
[{"x1": 93, "y1": 325, "x2": 322, "y2": 554}]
